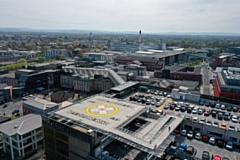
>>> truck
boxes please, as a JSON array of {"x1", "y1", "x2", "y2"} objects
[{"x1": 139, "y1": 86, "x2": 148, "y2": 92}]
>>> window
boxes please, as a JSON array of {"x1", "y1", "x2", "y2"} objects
[{"x1": 230, "y1": 137, "x2": 237, "y2": 142}]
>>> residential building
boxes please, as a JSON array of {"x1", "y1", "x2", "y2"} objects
[
  {"x1": 214, "y1": 67, "x2": 240, "y2": 100},
  {"x1": 44, "y1": 49, "x2": 68, "y2": 58},
  {"x1": 0, "y1": 114, "x2": 43, "y2": 160},
  {"x1": 22, "y1": 96, "x2": 59, "y2": 115}
]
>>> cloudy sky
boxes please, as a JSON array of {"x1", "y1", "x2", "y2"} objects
[{"x1": 0, "y1": 0, "x2": 240, "y2": 33}]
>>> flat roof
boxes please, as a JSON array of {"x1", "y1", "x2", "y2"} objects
[
  {"x1": 110, "y1": 81, "x2": 138, "y2": 92},
  {"x1": 48, "y1": 95, "x2": 183, "y2": 157},
  {"x1": 0, "y1": 113, "x2": 41, "y2": 136},
  {"x1": 17, "y1": 69, "x2": 35, "y2": 73}
]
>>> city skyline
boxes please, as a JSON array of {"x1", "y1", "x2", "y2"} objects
[{"x1": 0, "y1": 0, "x2": 240, "y2": 33}]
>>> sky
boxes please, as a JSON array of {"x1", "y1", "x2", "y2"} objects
[{"x1": 0, "y1": 0, "x2": 240, "y2": 33}]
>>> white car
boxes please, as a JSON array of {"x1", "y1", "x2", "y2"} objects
[
  {"x1": 195, "y1": 132, "x2": 201, "y2": 140},
  {"x1": 192, "y1": 117, "x2": 199, "y2": 122},
  {"x1": 232, "y1": 115, "x2": 238, "y2": 123},
  {"x1": 209, "y1": 137, "x2": 215, "y2": 145},
  {"x1": 192, "y1": 109, "x2": 198, "y2": 114},
  {"x1": 167, "y1": 94, "x2": 171, "y2": 98},
  {"x1": 187, "y1": 131, "x2": 194, "y2": 139},
  {"x1": 216, "y1": 103, "x2": 220, "y2": 109},
  {"x1": 181, "y1": 129, "x2": 187, "y2": 136}
]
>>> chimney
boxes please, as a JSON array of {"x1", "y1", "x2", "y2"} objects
[{"x1": 139, "y1": 30, "x2": 141, "y2": 43}]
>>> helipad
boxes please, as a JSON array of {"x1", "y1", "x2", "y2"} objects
[{"x1": 86, "y1": 103, "x2": 118, "y2": 116}]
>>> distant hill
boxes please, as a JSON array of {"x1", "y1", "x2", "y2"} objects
[{"x1": 0, "y1": 27, "x2": 240, "y2": 36}]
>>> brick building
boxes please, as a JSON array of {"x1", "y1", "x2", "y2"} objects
[
  {"x1": 214, "y1": 67, "x2": 240, "y2": 100},
  {"x1": 154, "y1": 66, "x2": 202, "y2": 84}
]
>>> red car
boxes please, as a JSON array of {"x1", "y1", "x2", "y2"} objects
[
  {"x1": 214, "y1": 155, "x2": 221, "y2": 160},
  {"x1": 170, "y1": 104, "x2": 176, "y2": 110},
  {"x1": 204, "y1": 110, "x2": 210, "y2": 116},
  {"x1": 174, "y1": 128, "x2": 180, "y2": 134},
  {"x1": 202, "y1": 135, "x2": 209, "y2": 142}
]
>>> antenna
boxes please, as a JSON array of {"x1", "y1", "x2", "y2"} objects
[{"x1": 139, "y1": 30, "x2": 142, "y2": 51}]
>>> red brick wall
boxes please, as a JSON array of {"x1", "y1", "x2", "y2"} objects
[{"x1": 22, "y1": 106, "x2": 35, "y2": 115}]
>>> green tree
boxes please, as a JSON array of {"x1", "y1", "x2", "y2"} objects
[
  {"x1": 55, "y1": 54, "x2": 66, "y2": 60},
  {"x1": 38, "y1": 57, "x2": 46, "y2": 63},
  {"x1": 67, "y1": 45, "x2": 74, "y2": 51},
  {"x1": 17, "y1": 58, "x2": 27, "y2": 64}
]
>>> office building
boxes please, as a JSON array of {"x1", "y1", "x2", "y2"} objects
[{"x1": 0, "y1": 114, "x2": 43, "y2": 160}]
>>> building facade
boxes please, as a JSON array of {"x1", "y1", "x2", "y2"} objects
[
  {"x1": 44, "y1": 49, "x2": 68, "y2": 58},
  {"x1": 214, "y1": 67, "x2": 240, "y2": 100},
  {"x1": 0, "y1": 114, "x2": 43, "y2": 160}
]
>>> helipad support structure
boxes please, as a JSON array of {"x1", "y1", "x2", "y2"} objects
[{"x1": 42, "y1": 95, "x2": 183, "y2": 160}]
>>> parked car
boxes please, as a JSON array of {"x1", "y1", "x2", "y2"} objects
[
  {"x1": 223, "y1": 112, "x2": 231, "y2": 121},
  {"x1": 212, "y1": 121, "x2": 219, "y2": 127},
  {"x1": 232, "y1": 106, "x2": 238, "y2": 112},
  {"x1": 217, "y1": 112, "x2": 223, "y2": 120},
  {"x1": 173, "y1": 127, "x2": 180, "y2": 134},
  {"x1": 226, "y1": 106, "x2": 232, "y2": 112},
  {"x1": 187, "y1": 131, "x2": 194, "y2": 139},
  {"x1": 211, "y1": 110, "x2": 217, "y2": 117},
  {"x1": 180, "y1": 106, "x2": 187, "y2": 112},
  {"x1": 175, "y1": 106, "x2": 180, "y2": 111},
  {"x1": 222, "y1": 157, "x2": 230, "y2": 160},
  {"x1": 192, "y1": 109, "x2": 198, "y2": 114},
  {"x1": 192, "y1": 117, "x2": 199, "y2": 123},
  {"x1": 228, "y1": 125, "x2": 235, "y2": 131},
  {"x1": 225, "y1": 140, "x2": 233, "y2": 150},
  {"x1": 221, "y1": 105, "x2": 226, "y2": 110},
  {"x1": 202, "y1": 135, "x2": 209, "y2": 142},
  {"x1": 187, "y1": 108, "x2": 192, "y2": 113},
  {"x1": 206, "y1": 120, "x2": 212, "y2": 126},
  {"x1": 231, "y1": 115, "x2": 238, "y2": 123},
  {"x1": 220, "y1": 122, "x2": 227, "y2": 129},
  {"x1": 216, "y1": 139, "x2": 224, "y2": 147},
  {"x1": 209, "y1": 137, "x2": 216, "y2": 145},
  {"x1": 215, "y1": 104, "x2": 220, "y2": 109},
  {"x1": 12, "y1": 109, "x2": 20, "y2": 115},
  {"x1": 195, "y1": 132, "x2": 201, "y2": 140},
  {"x1": 170, "y1": 104, "x2": 176, "y2": 110},
  {"x1": 199, "y1": 117, "x2": 206, "y2": 124},
  {"x1": 199, "y1": 99, "x2": 204, "y2": 105},
  {"x1": 214, "y1": 155, "x2": 222, "y2": 160},
  {"x1": 178, "y1": 142, "x2": 187, "y2": 152},
  {"x1": 186, "y1": 146, "x2": 194, "y2": 155},
  {"x1": 204, "y1": 110, "x2": 210, "y2": 116},
  {"x1": 202, "y1": 151, "x2": 210, "y2": 160},
  {"x1": 3, "y1": 103, "x2": 8, "y2": 108},
  {"x1": 181, "y1": 129, "x2": 187, "y2": 136},
  {"x1": 170, "y1": 141, "x2": 179, "y2": 150},
  {"x1": 198, "y1": 108, "x2": 204, "y2": 115}
]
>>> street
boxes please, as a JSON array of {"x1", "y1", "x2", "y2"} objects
[{"x1": 201, "y1": 64, "x2": 213, "y2": 95}]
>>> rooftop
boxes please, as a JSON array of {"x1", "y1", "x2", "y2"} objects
[
  {"x1": 46, "y1": 95, "x2": 183, "y2": 157},
  {"x1": 0, "y1": 113, "x2": 42, "y2": 136},
  {"x1": 0, "y1": 72, "x2": 15, "y2": 78},
  {"x1": 110, "y1": 81, "x2": 138, "y2": 92},
  {"x1": 23, "y1": 96, "x2": 58, "y2": 111}
]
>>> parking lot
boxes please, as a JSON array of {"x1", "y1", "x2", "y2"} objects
[
  {"x1": 169, "y1": 133, "x2": 240, "y2": 160},
  {"x1": 0, "y1": 100, "x2": 22, "y2": 118}
]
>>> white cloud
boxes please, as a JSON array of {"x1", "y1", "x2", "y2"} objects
[{"x1": 0, "y1": 0, "x2": 239, "y2": 33}]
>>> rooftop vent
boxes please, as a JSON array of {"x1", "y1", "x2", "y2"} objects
[
  {"x1": 87, "y1": 129, "x2": 93, "y2": 134},
  {"x1": 14, "y1": 125, "x2": 19, "y2": 129}
]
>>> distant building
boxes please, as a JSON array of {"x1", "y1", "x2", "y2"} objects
[
  {"x1": 44, "y1": 49, "x2": 68, "y2": 58},
  {"x1": 0, "y1": 72, "x2": 19, "y2": 87},
  {"x1": 83, "y1": 52, "x2": 115, "y2": 63},
  {"x1": 0, "y1": 114, "x2": 43, "y2": 160},
  {"x1": 0, "y1": 83, "x2": 12, "y2": 103},
  {"x1": 210, "y1": 54, "x2": 237, "y2": 70},
  {"x1": 227, "y1": 47, "x2": 240, "y2": 55},
  {"x1": 154, "y1": 66, "x2": 202, "y2": 84},
  {"x1": 214, "y1": 67, "x2": 240, "y2": 100},
  {"x1": 22, "y1": 96, "x2": 59, "y2": 115}
]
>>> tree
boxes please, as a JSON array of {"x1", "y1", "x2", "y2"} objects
[
  {"x1": 38, "y1": 57, "x2": 46, "y2": 63},
  {"x1": 67, "y1": 45, "x2": 74, "y2": 51},
  {"x1": 55, "y1": 54, "x2": 66, "y2": 60},
  {"x1": 17, "y1": 58, "x2": 27, "y2": 64}
]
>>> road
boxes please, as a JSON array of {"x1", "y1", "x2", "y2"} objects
[{"x1": 201, "y1": 64, "x2": 212, "y2": 95}]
